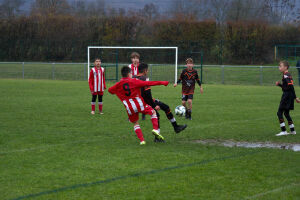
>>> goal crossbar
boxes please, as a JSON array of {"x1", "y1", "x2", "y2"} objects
[{"x1": 87, "y1": 46, "x2": 178, "y2": 82}]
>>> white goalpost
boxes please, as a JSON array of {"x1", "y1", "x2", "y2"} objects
[{"x1": 87, "y1": 46, "x2": 178, "y2": 83}]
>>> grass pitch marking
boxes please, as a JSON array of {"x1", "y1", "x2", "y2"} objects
[
  {"x1": 245, "y1": 182, "x2": 300, "y2": 199},
  {"x1": 11, "y1": 151, "x2": 259, "y2": 200}
]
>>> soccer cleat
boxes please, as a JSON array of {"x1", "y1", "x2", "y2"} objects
[
  {"x1": 140, "y1": 141, "x2": 146, "y2": 145},
  {"x1": 174, "y1": 124, "x2": 187, "y2": 133},
  {"x1": 276, "y1": 131, "x2": 289, "y2": 136},
  {"x1": 152, "y1": 129, "x2": 164, "y2": 141},
  {"x1": 154, "y1": 136, "x2": 165, "y2": 143},
  {"x1": 290, "y1": 131, "x2": 296, "y2": 135},
  {"x1": 91, "y1": 111, "x2": 95, "y2": 115},
  {"x1": 99, "y1": 112, "x2": 104, "y2": 115}
]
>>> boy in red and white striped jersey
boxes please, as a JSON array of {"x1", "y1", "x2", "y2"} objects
[
  {"x1": 128, "y1": 52, "x2": 140, "y2": 76},
  {"x1": 108, "y1": 66, "x2": 169, "y2": 145},
  {"x1": 89, "y1": 58, "x2": 106, "y2": 115}
]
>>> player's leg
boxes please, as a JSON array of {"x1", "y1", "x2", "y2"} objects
[
  {"x1": 98, "y1": 94, "x2": 103, "y2": 114},
  {"x1": 91, "y1": 94, "x2": 97, "y2": 114},
  {"x1": 143, "y1": 105, "x2": 164, "y2": 141},
  {"x1": 284, "y1": 110, "x2": 296, "y2": 135},
  {"x1": 276, "y1": 108, "x2": 288, "y2": 136},
  {"x1": 186, "y1": 95, "x2": 193, "y2": 120},
  {"x1": 182, "y1": 95, "x2": 188, "y2": 118},
  {"x1": 155, "y1": 99, "x2": 187, "y2": 133},
  {"x1": 129, "y1": 114, "x2": 145, "y2": 145}
]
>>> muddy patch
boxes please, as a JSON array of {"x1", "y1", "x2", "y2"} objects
[{"x1": 193, "y1": 139, "x2": 300, "y2": 152}]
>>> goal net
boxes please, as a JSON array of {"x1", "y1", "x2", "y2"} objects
[{"x1": 87, "y1": 46, "x2": 178, "y2": 83}]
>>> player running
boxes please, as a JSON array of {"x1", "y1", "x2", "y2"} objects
[
  {"x1": 275, "y1": 61, "x2": 300, "y2": 136},
  {"x1": 108, "y1": 66, "x2": 169, "y2": 145},
  {"x1": 133, "y1": 63, "x2": 187, "y2": 142},
  {"x1": 174, "y1": 58, "x2": 203, "y2": 120},
  {"x1": 89, "y1": 58, "x2": 106, "y2": 115}
]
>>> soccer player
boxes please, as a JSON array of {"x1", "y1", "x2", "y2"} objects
[
  {"x1": 275, "y1": 61, "x2": 300, "y2": 136},
  {"x1": 89, "y1": 58, "x2": 106, "y2": 115},
  {"x1": 133, "y1": 63, "x2": 187, "y2": 141},
  {"x1": 108, "y1": 66, "x2": 169, "y2": 145},
  {"x1": 174, "y1": 58, "x2": 203, "y2": 120},
  {"x1": 128, "y1": 52, "x2": 140, "y2": 76}
]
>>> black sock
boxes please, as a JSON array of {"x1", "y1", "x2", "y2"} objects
[
  {"x1": 280, "y1": 120, "x2": 286, "y2": 132},
  {"x1": 288, "y1": 121, "x2": 295, "y2": 132}
]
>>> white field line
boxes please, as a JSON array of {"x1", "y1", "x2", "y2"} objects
[
  {"x1": 0, "y1": 136, "x2": 102, "y2": 155},
  {"x1": 245, "y1": 183, "x2": 300, "y2": 199}
]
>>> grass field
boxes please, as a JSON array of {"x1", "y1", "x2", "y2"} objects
[{"x1": 1, "y1": 79, "x2": 300, "y2": 200}]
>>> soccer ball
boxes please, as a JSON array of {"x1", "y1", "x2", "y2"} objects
[{"x1": 175, "y1": 105, "x2": 186, "y2": 116}]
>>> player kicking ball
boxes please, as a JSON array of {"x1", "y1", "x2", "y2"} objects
[
  {"x1": 133, "y1": 63, "x2": 187, "y2": 142},
  {"x1": 108, "y1": 66, "x2": 169, "y2": 145},
  {"x1": 275, "y1": 61, "x2": 300, "y2": 136},
  {"x1": 89, "y1": 58, "x2": 106, "y2": 115},
  {"x1": 174, "y1": 58, "x2": 203, "y2": 120}
]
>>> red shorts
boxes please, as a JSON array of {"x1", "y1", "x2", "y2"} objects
[
  {"x1": 128, "y1": 104, "x2": 154, "y2": 123},
  {"x1": 92, "y1": 91, "x2": 104, "y2": 95}
]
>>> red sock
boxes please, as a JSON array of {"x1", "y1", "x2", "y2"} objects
[
  {"x1": 91, "y1": 102, "x2": 95, "y2": 111},
  {"x1": 151, "y1": 115, "x2": 159, "y2": 130},
  {"x1": 98, "y1": 102, "x2": 103, "y2": 112},
  {"x1": 134, "y1": 125, "x2": 144, "y2": 142}
]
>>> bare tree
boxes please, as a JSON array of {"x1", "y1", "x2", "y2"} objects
[
  {"x1": 0, "y1": 0, "x2": 25, "y2": 18},
  {"x1": 31, "y1": 0, "x2": 70, "y2": 15}
]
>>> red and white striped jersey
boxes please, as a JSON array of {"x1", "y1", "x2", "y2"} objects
[
  {"x1": 89, "y1": 67, "x2": 106, "y2": 93},
  {"x1": 128, "y1": 64, "x2": 139, "y2": 76},
  {"x1": 108, "y1": 77, "x2": 168, "y2": 115}
]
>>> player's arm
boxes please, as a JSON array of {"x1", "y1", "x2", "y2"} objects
[
  {"x1": 276, "y1": 81, "x2": 282, "y2": 87},
  {"x1": 174, "y1": 71, "x2": 184, "y2": 87},
  {"x1": 135, "y1": 79, "x2": 169, "y2": 88},
  {"x1": 195, "y1": 71, "x2": 203, "y2": 94},
  {"x1": 108, "y1": 83, "x2": 117, "y2": 94},
  {"x1": 103, "y1": 69, "x2": 106, "y2": 89},
  {"x1": 88, "y1": 70, "x2": 94, "y2": 93}
]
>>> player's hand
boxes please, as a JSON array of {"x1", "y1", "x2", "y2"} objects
[
  {"x1": 200, "y1": 87, "x2": 203, "y2": 94},
  {"x1": 173, "y1": 83, "x2": 177, "y2": 87},
  {"x1": 276, "y1": 81, "x2": 280, "y2": 86},
  {"x1": 296, "y1": 97, "x2": 300, "y2": 103},
  {"x1": 155, "y1": 105, "x2": 160, "y2": 111},
  {"x1": 90, "y1": 90, "x2": 94, "y2": 94}
]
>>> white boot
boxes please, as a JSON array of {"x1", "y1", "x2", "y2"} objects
[{"x1": 276, "y1": 131, "x2": 289, "y2": 136}]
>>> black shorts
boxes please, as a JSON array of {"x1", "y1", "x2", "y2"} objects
[
  {"x1": 154, "y1": 99, "x2": 170, "y2": 112},
  {"x1": 182, "y1": 94, "x2": 193, "y2": 101},
  {"x1": 279, "y1": 92, "x2": 294, "y2": 110}
]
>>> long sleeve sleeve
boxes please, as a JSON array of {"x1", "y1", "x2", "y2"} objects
[{"x1": 88, "y1": 70, "x2": 94, "y2": 91}]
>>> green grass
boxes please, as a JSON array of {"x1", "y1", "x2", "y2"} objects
[{"x1": 0, "y1": 79, "x2": 300, "y2": 200}]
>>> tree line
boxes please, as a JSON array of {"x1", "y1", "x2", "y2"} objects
[{"x1": 0, "y1": 0, "x2": 299, "y2": 64}]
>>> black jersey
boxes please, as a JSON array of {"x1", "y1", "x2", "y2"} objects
[
  {"x1": 278, "y1": 72, "x2": 297, "y2": 110},
  {"x1": 177, "y1": 68, "x2": 201, "y2": 95},
  {"x1": 133, "y1": 75, "x2": 156, "y2": 108}
]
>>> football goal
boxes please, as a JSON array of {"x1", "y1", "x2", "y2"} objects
[{"x1": 87, "y1": 46, "x2": 178, "y2": 83}]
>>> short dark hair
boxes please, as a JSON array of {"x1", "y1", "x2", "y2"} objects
[
  {"x1": 121, "y1": 66, "x2": 131, "y2": 77},
  {"x1": 280, "y1": 60, "x2": 289, "y2": 69},
  {"x1": 138, "y1": 63, "x2": 148, "y2": 73},
  {"x1": 95, "y1": 58, "x2": 101, "y2": 61}
]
